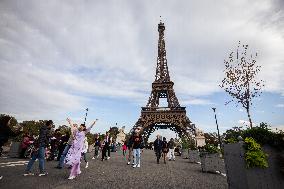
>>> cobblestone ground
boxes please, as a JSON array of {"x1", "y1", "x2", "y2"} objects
[{"x1": 0, "y1": 150, "x2": 228, "y2": 189}]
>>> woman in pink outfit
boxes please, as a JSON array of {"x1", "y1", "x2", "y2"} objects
[{"x1": 64, "y1": 118, "x2": 98, "y2": 180}]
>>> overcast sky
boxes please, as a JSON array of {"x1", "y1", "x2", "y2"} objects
[{"x1": 0, "y1": 0, "x2": 283, "y2": 141}]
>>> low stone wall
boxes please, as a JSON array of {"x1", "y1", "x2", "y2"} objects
[
  {"x1": 8, "y1": 142, "x2": 21, "y2": 158},
  {"x1": 224, "y1": 142, "x2": 284, "y2": 189},
  {"x1": 200, "y1": 153, "x2": 223, "y2": 173},
  {"x1": 188, "y1": 150, "x2": 200, "y2": 163},
  {"x1": 181, "y1": 149, "x2": 189, "y2": 159}
]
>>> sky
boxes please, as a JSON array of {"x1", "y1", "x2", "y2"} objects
[{"x1": 0, "y1": 0, "x2": 283, "y2": 141}]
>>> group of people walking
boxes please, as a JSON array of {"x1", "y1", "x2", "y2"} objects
[
  {"x1": 1, "y1": 115, "x2": 178, "y2": 181},
  {"x1": 23, "y1": 118, "x2": 98, "y2": 180},
  {"x1": 154, "y1": 136, "x2": 176, "y2": 164}
]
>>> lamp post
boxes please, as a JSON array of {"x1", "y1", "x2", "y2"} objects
[
  {"x1": 84, "y1": 108, "x2": 88, "y2": 125},
  {"x1": 212, "y1": 107, "x2": 222, "y2": 149}
]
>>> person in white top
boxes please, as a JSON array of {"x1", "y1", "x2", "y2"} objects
[{"x1": 82, "y1": 137, "x2": 89, "y2": 168}]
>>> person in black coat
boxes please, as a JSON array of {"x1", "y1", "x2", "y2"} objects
[
  {"x1": 154, "y1": 135, "x2": 163, "y2": 164},
  {"x1": 24, "y1": 120, "x2": 54, "y2": 176}
]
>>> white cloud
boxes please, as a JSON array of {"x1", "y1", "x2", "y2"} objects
[
  {"x1": 238, "y1": 120, "x2": 257, "y2": 127},
  {"x1": 275, "y1": 104, "x2": 284, "y2": 108},
  {"x1": 180, "y1": 98, "x2": 214, "y2": 105},
  {"x1": 271, "y1": 125, "x2": 284, "y2": 132},
  {"x1": 0, "y1": 0, "x2": 283, "y2": 123}
]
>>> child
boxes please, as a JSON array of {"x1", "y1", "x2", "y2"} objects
[{"x1": 122, "y1": 141, "x2": 127, "y2": 157}]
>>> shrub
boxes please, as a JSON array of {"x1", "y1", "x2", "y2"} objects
[
  {"x1": 244, "y1": 137, "x2": 268, "y2": 168},
  {"x1": 242, "y1": 123, "x2": 284, "y2": 150},
  {"x1": 202, "y1": 144, "x2": 220, "y2": 154},
  {"x1": 225, "y1": 138, "x2": 238, "y2": 144},
  {"x1": 181, "y1": 137, "x2": 189, "y2": 149}
]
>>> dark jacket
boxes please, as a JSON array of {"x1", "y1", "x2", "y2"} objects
[
  {"x1": 154, "y1": 139, "x2": 163, "y2": 152},
  {"x1": 132, "y1": 135, "x2": 144, "y2": 149},
  {"x1": 37, "y1": 125, "x2": 51, "y2": 148},
  {"x1": 127, "y1": 135, "x2": 134, "y2": 148},
  {"x1": 168, "y1": 141, "x2": 175, "y2": 149},
  {"x1": 94, "y1": 139, "x2": 101, "y2": 147}
]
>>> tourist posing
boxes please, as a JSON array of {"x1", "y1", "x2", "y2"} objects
[
  {"x1": 24, "y1": 120, "x2": 54, "y2": 176},
  {"x1": 168, "y1": 138, "x2": 175, "y2": 161},
  {"x1": 132, "y1": 127, "x2": 144, "y2": 168},
  {"x1": 162, "y1": 137, "x2": 169, "y2": 164},
  {"x1": 56, "y1": 121, "x2": 77, "y2": 169},
  {"x1": 64, "y1": 118, "x2": 98, "y2": 180},
  {"x1": 154, "y1": 135, "x2": 163, "y2": 164}
]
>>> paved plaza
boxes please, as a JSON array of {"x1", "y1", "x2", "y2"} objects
[{"x1": 0, "y1": 150, "x2": 228, "y2": 189}]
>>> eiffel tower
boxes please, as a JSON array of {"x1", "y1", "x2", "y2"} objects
[{"x1": 133, "y1": 21, "x2": 196, "y2": 141}]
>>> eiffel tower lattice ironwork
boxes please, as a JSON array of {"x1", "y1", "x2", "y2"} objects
[{"x1": 133, "y1": 21, "x2": 196, "y2": 141}]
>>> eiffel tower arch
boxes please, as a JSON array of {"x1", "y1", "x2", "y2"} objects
[{"x1": 133, "y1": 21, "x2": 196, "y2": 142}]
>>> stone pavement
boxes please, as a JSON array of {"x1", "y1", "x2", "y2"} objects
[{"x1": 0, "y1": 150, "x2": 228, "y2": 189}]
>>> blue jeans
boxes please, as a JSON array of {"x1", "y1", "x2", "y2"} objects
[
  {"x1": 58, "y1": 145, "x2": 71, "y2": 168},
  {"x1": 133, "y1": 148, "x2": 141, "y2": 166},
  {"x1": 25, "y1": 147, "x2": 45, "y2": 173}
]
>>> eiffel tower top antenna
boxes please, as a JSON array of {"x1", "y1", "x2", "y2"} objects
[{"x1": 155, "y1": 17, "x2": 170, "y2": 82}]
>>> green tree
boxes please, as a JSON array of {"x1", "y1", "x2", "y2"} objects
[
  {"x1": 108, "y1": 127, "x2": 119, "y2": 140},
  {"x1": 0, "y1": 114, "x2": 20, "y2": 142},
  {"x1": 86, "y1": 133, "x2": 95, "y2": 144},
  {"x1": 57, "y1": 125, "x2": 71, "y2": 135},
  {"x1": 204, "y1": 132, "x2": 219, "y2": 146},
  {"x1": 0, "y1": 114, "x2": 18, "y2": 129},
  {"x1": 223, "y1": 126, "x2": 243, "y2": 143}
]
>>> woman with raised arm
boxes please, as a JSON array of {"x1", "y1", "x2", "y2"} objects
[
  {"x1": 56, "y1": 118, "x2": 78, "y2": 169},
  {"x1": 64, "y1": 118, "x2": 98, "y2": 180}
]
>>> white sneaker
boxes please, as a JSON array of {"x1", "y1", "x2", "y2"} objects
[
  {"x1": 137, "y1": 164, "x2": 140, "y2": 168},
  {"x1": 78, "y1": 171, "x2": 82, "y2": 175},
  {"x1": 0, "y1": 176, "x2": 3, "y2": 180},
  {"x1": 92, "y1": 157, "x2": 95, "y2": 160},
  {"x1": 127, "y1": 162, "x2": 130, "y2": 165},
  {"x1": 107, "y1": 157, "x2": 110, "y2": 160},
  {"x1": 132, "y1": 164, "x2": 137, "y2": 168},
  {"x1": 23, "y1": 172, "x2": 34, "y2": 176},
  {"x1": 68, "y1": 176, "x2": 76, "y2": 180},
  {"x1": 85, "y1": 162, "x2": 88, "y2": 168},
  {"x1": 38, "y1": 172, "x2": 48, "y2": 177}
]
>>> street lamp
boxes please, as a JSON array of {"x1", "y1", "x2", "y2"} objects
[{"x1": 212, "y1": 107, "x2": 222, "y2": 149}]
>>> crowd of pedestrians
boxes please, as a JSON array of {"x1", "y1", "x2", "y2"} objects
[{"x1": 1, "y1": 115, "x2": 180, "y2": 181}]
